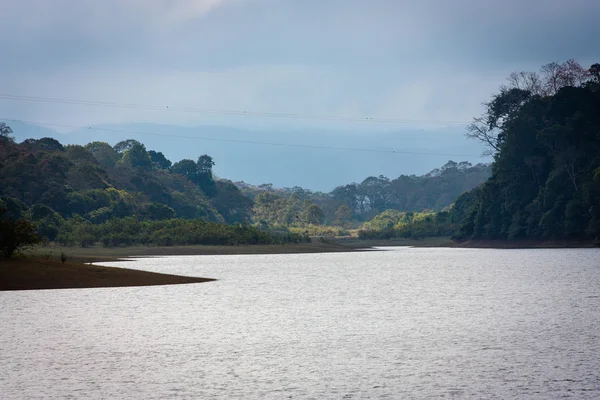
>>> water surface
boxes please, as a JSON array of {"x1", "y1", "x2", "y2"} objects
[{"x1": 1, "y1": 248, "x2": 599, "y2": 398}]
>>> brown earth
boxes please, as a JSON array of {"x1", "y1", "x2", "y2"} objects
[{"x1": 0, "y1": 258, "x2": 215, "y2": 291}]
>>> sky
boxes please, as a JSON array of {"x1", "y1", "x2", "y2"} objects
[{"x1": 1, "y1": 0, "x2": 599, "y2": 131}]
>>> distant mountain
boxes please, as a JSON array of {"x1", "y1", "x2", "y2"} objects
[{"x1": 4, "y1": 120, "x2": 490, "y2": 191}]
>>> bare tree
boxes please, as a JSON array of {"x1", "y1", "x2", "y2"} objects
[
  {"x1": 540, "y1": 62, "x2": 562, "y2": 95},
  {"x1": 558, "y1": 59, "x2": 589, "y2": 88},
  {"x1": 466, "y1": 117, "x2": 500, "y2": 156},
  {"x1": 505, "y1": 71, "x2": 544, "y2": 95},
  {"x1": 466, "y1": 59, "x2": 595, "y2": 155},
  {"x1": 541, "y1": 59, "x2": 588, "y2": 94}
]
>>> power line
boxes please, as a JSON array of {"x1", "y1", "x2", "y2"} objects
[
  {"x1": 0, "y1": 94, "x2": 472, "y2": 126},
  {"x1": 0, "y1": 118, "x2": 486, "y2": 158}
]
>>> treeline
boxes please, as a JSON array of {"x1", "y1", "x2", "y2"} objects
[
  {"x1": 57, "y1": 217, "x2": 308, "y2": 248},
  {"x1": 0, "y1": 198, "x2": 308, "y2": 252},
  {"x1": 0, "y1": 132, "x2": 253, "y2": 225},
  {"x1": 237, "y1": 160, "x2": 490, "y2": 226},
  {"x1": 357, "y1": 209, "x2": 458, "y2": 240},
  {"x1": 0, "y1": 129, "x2": 301, "y2": 250},
  {"x1": 360, "y1": 60, "x2": 600, "y2": 243},
  {"x1": 0, "y1": 117, "x2": 491, "y2": 250},
  {"x1": 454, "y1": 60, "x2": 600, "y2": 241}
]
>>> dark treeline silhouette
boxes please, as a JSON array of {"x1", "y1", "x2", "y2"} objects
[
  {"x1": 356, "y1": 60, "x2": 600, "y2": 242},
  {"x1": 452, "y1": 60, "x2": 600, "y2": 241}
]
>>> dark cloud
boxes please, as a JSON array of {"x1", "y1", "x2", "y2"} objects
[{"x1": 0, "y1": 0, "x2": 598, "y2": 128}]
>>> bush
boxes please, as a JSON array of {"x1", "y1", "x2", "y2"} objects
[{"x1": 0, "y1": 208, "x2": 41, "y2": 258}]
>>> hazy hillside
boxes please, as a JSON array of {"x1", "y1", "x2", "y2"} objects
[{"x1": 4, "y1": 120, "x2": 489, "y2": 191}]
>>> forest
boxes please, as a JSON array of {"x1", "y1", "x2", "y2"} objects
[
  {"x1": 359, "y1": 60, "x2": 600, "y2": 243},
  {"x1": 452, "y1": 60, "x2": 600, "y2": 241},
  {"x1": 4, "y1": 59, "x2": 596, "y2": 254},
  {"x1": 0, "y1": 119, "x2": 487, "y2": 253}
]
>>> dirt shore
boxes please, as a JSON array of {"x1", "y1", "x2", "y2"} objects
[
  {"x1": 0, "y1": 258, "x2": 215, "y2": 291},
  {"x1": 3, "y1": 238, "x2": 596, "y2": 292},
  {"x1": 0, "y1": 241, "x2": 369, "y2": 291}
]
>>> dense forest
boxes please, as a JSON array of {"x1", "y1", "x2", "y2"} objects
[
  {"x1": 0, "y1": 118, "x2": 488, "y2": 252},
  {"x1": 358, "y1": 60, "x2": 600, "y2": 243},
  {"x1": 453, "y1": 60, "x2": 600, "y2": 241}
]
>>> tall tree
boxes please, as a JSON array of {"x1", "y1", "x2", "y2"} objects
[{"x1": 0, "y1": 122, "x2": 14, "y2": 142}]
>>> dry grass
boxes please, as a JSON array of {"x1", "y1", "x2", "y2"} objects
[{"x1": 28, "y1": 240, "x2": 368, "y2": 263}]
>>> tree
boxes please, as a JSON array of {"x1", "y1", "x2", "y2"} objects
[
  {"x1": 148, "y1": 150, "x2": 172, "y2": 170},
  {"x1": 85, "y1": 142, "x2": 120, "y2": 169},
  {"x1": 467, "y1": 60, "x2": 594, "y2": 155},
  {"x1": 0, "y1": 207, "x2": 41, "y2": 258},
  {"x1": 466, "y1": 88, "x2": 532, "y2": 155},
  {"x1": 196, "y1": 155, "x2": 217, "y2": 197},
  {"x1": 457, "y1": 60, "x2": 600, "y2": 241},
  {"x1": 360, "y1": 175, "x2": 390, "y2": 212},
  {"x1": 172, "y1": 159, "x2": 199, "y2": 182},
  {"x1": 139, "y1": 202, "x2": 176, "y2": 221},
  {"x1": 589, "y1": 63, "x2": 600, "y2": 83},
  {"x1": 304, "y1": 203, "x2": 325, "y2": 225},
  {"x1": 331, "y1": 184, "x2": 359, "y2": 213},
  {"x1": 197, "y1": 155, "x2": 215, "y2": 173},
  {"x1": 211, "y1": 180, "x2": 253, "y2": 224},
  {"x1": 113, "y1": 139, "x2": 142, "y2": 155},
  {"x1": 334, "y1": 205, "x2": 352, "y2": 227},
  {"x1": 0, "y1": 122, "x2": 14, "y2": 142},
  {"x1": 120, "y1": 143, "x2": 152, "y2": 169}
]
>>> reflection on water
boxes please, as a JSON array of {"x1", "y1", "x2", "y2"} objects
[{"x1": 1, "y1": 248, "x2": 600, "y2": 399}]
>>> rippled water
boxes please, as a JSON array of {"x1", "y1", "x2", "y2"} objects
[{"x1": 1, "y1": 247, "x2": 600, "y2": 399}]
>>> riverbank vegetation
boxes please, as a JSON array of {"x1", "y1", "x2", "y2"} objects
[
  {"x1": 0, "y1": 120, "x2": 487, "y2": 254},
  {"x1": 1, "y1": 59, "x2": 598, "y2": 255}
]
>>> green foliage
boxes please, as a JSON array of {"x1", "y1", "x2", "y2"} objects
[
  {"x1": 138, "y1": 203, "x2": 176, "y2": 221},
  {"x1": 210, "y1": 180, "x2": 253, "y2": 224},
  {"x1": 288, "y1": 225, "x2": 349, "y2": 237},
  {"x1": 0, "y1": 207, "x2": 41, "y2": 258},
  {"x1": 113, "y1": 139, "x2": 142, "y2": 155},
  {"x1": 148, "y1": 150, "x2": 172, "y2": 170},
  {"x1": 0, "y1": 122, "x2": 15, "y2": 142},
  {"x1": 303, "y1": 203, "x2": 325, "y2": 225},
  {"x1": 56, "y1": 216, "x2": 97, "y2": 248},
  {"x1": 358, "y1": 210, "x2": 455, "y2": 240},
  {"x1": 85, "y1": 141, "x2": 120, "y2": 170},
  {"x1": 334, "y1": 205, "x2": 353, "y2": 227},
  {"x1": 119, "y1": 143, "x2": 153, "y2": 169},
  {"x1": 27, "y1": 204, "x2": 64, "y2": 241},
  {"x1": 455, "y1": 60, "x2": 600, "y2": 242},
  {"x1": 0, "y1": 196, "x2": 27, "y2": 219},
  {"x1": 171, "y1": 155, "x2": 217, "y2": 197},
  {"x1": 52, "y1": 217, "x2": 308, "y2": 248}
]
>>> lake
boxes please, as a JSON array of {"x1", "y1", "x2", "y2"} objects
[{"x1": 1, "y1": 247, "x2": 599, "y2": 399}]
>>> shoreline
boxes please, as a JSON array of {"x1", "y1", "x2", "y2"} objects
[
  {"x1": 24, "y1": 237, "x2": 600, "y2": 264},
  {"x1": 1, "y1": 241, "x2": 369, "y2": 292},
  {"x1": 338, "y1": 237, "x2": 599, "y2": 249},
  {"x1": 3, "y1": 238, "x2": 597, "y2": 292},
  {"x1": 0, "y1": 258, "x2": 215, "y2": 292},
  {"x1": 30, "y1": 240, "x2": 371, "y2": 264}
]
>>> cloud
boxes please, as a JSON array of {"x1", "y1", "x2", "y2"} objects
[{"x1": 1, "y1": 0, "x2": 599, "y2": 131}]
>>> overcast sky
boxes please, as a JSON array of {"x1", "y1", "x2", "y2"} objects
[{"x1": 1, "y1": 0, "x2": 599, "y2": 130}]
